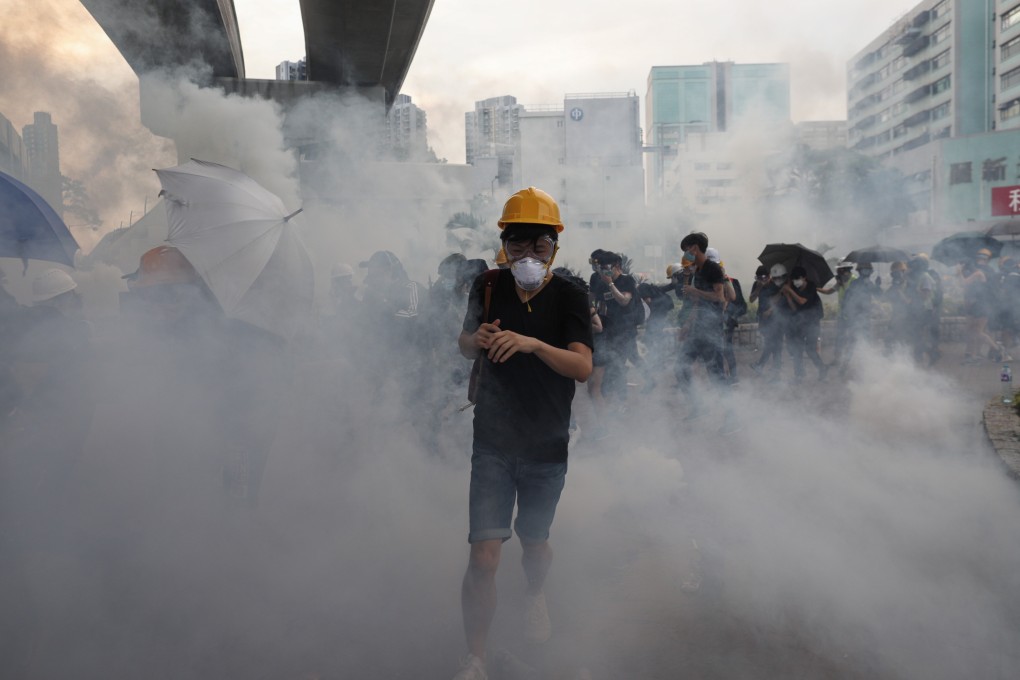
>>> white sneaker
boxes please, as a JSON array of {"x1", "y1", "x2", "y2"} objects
[
  {"x1": 452, "y1": 654, "x2": 488, "y2": 680},
  {"x1": 523, "y1": 590, "x2": 552, "y2": 643}
]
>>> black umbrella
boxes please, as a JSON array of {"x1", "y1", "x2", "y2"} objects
[
  {"x1": 986, "y1": 221, "x2": 1020, "y2": 239},
  {"x1": 931, "y1": 231, "x2": 1003, "y2": 265},
  {"x1": 843, "y1": 244, "x2": 910, "y2": 264},
  {"x1": 757, "y1": 243, "x2": 834, "y2": 285}
]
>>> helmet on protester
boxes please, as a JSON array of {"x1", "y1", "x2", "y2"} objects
[
  {"x1": 32, "y1": 268, "x2": 77, "y2": 302},
  {"x1": 977, "y1": 248, "x2": 993, "y2": 260},
  {"x1": 497, "y1": 187, "x2": 563, "y2": 232},
  {"x1": 128, "y1": 246, "x2": 199, "y2": 288},
  {"x1": 890, "y1": 261, "x2": 908, "y2": 273},
  {"x1": 836, "y1": 260, "x2": 854, "y2": 271},
  {"x1": 331, "y1": 262, "x2": 354, "y2": 279},
  {"x1": 769, "y1": 263, "x2": 787, "y2": 279},
  {"x1": 667, "y1": 262, "x2": 685, "y2": 278},
  {"x1": 705, "y1": 247, "x2": 721, "y2": 263}
]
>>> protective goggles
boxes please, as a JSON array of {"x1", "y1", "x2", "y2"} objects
[{"x1": 504, "y1": 235, "x2": 556, "y2": 263}]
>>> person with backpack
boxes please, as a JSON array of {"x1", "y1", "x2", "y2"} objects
[
  {"x1": 706, "y1": 249, "x2": 746, "y2": 384},
  {"x1": 455, "y1": 187, "x2": 593, "y2": 680}
]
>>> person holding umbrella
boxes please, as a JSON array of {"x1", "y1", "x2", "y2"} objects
[
  {"x1": 779, "y1": 266, "x2": 827, "y2": 382},
  {"x1": 960, "y1": 248, "x2": 1008, "y2": 363}
]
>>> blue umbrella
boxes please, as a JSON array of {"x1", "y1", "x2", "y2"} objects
[{"x1": 0, "y1": 169, "x2": 79, "y2": 271}]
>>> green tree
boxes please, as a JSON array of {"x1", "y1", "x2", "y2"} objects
[{"x1": 61, "y1": 176, "x2": 101, "y2": 229}]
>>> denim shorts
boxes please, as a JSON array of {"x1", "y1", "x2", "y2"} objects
[{"x1": 468, "y1": 443, "x2": 567, "y2": 544}]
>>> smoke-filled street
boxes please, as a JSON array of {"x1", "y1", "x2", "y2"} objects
[
  {"x1": 4, "y1": 1, "x2": 1020, "y2": 679},
  {"x1": 3, "y1": 323, "x2": 1016, "y2": 679}
]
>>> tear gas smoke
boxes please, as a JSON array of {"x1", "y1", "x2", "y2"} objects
[{"x1": 3, "y1": 6, "x2": 1020, "y2": 680}]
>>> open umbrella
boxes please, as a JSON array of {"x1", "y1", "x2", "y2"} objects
[
  {"x1": 931, "y1": 231, "x2": 1003, "y2": 265},
  {"x1": 842, "y1": 244, "x2": 910, "y2": 265},
  {"x1": 757, "y1": 243, "x2": 834, "y2": 285},
  {"x1": 986, "y1": 221, "x2": 1020, "y2": 239},
  {"x1": 154, "y1": 159, "x2": 313, "y2": 339},
  {"x1": 0, "y1": 169, "x2": 79, "y2": 271}
]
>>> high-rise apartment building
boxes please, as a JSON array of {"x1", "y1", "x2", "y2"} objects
[
  {"x1": 465, "y1": 95, "x2": 523, "y2": 185},
  {"x1": 22, "y1": 112, "x2": 62, "y2": 215},
  {"x1": 275, "y1": 58, "x2": 307, "y2": 81},
  {"x1": 645, "y1": 62, "x2": 791, "y2": 200},
  {"x1": 846, "y1": 0, "x2": 989, "y2": 161},
  {"x1": 0, "y1": 112, "x2": 27, "y2": 181},
  {"x1": 516, "y1": 92, "x2": 644, "y2": 229},
  {"x1": 384, "y1": 93, "x2": 429, "y2": 160}
]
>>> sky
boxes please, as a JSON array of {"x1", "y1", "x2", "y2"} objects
[
  {"x1": 1, "y1": 0, "x2": 927, "y2": 240},
  {"x1": 236, "y1": 0, "x2": 925, "y2": 161}
]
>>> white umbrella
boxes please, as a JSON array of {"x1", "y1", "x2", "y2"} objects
[{"x1": 154, "y1": 159, "x2": 313, "y2": 339}]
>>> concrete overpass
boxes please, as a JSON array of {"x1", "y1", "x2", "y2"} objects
[{"x1": 80, "y1": 0, "x2": 435, "y2": 106}]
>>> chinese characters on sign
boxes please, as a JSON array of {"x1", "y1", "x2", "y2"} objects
[{"x1": 992, "y1": 185, "x2": 1020, "y2": 216}]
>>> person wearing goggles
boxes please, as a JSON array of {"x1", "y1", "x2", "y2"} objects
[{"x1": 455, "y1": 188, "x2": 593, "y2": 680}]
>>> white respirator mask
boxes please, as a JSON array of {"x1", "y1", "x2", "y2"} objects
[{"x1": 510, "y1": 257, "x2": 549, "y2": 291}]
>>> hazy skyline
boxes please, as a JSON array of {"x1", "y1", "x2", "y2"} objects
[
  {"x1": 237, "y1": 0, "x2": 925, "y2": 160},
  {"x1": 3, "y1": 0, "x2": 928, "y2": 237}
]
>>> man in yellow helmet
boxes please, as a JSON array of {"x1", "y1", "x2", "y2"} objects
[{"x1": 454, "y1": 187, "x2": 593, "y2": 680}]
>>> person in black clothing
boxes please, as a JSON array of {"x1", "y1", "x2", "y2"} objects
[
  {"x1": 594, "y1": 251, "x2": 639, "y2": 406},
  {"x1": 781, "y1": 265, "x2": 827, "y2": 382},
  {"x1": 675, "y1": 232, "x2": 726, "y2": 412},
  {"x1": 750, "y1": 263, "x2": 789, "y2": 378},
  {"x1": 748, "y1": 264, "x2": 769, "y2": 352},
  {"x1": 454, "y1": 187, "x2": 593, "y2": 680}
]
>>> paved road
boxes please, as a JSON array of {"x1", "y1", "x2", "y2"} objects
[{"x1": 8, "y1": 334, "x2": 1019, "y2": 680}]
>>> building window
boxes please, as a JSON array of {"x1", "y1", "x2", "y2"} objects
[
  {"x1": 931, "y1": 100, "x2": 951, "y2": 120},
  {"x1": 1001, "y1": 98, "x2": 1020, "y2": 121},
  {"x1": 579, "y1": 221, "x2": 593, "y2": 229},
  {"x1": 931, "y1": 23, "x2": 951, "y2": 46},
  {"x1": 597, "y1": 221, "x2": 612, "y2": 229},
  {"x1": 931, "y1": 0, "x2": 949, "y2": 20},
  {"x1": 694, "y1": 162, "x2": 710, "y2": 171},
  {"x1": 950, "y1": 161, "x2": 972, "y2": 185},
  {"x1": 1004, "y1": 35, "x2": 1020, "y2": 62},
  {"x1": 932, "y1": 74, "x2": 951, "y2": 94},
  {"x1": 1002, "y1": 64, "x2": 1020, "y2": 92},
  {"x1": 1003, "y1": 5, "x2": 1020, "y2": 32},
  {"x1": 931, "y1": 48, "x2": 951, "y2": 71}
]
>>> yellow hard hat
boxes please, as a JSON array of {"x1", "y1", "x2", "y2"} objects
[
  {"x1": 497, "y1": 187, "x2": 564, "y2": 232},
  {"x1": 977, "y1": 248, "x2": 993, "y2": 259}
]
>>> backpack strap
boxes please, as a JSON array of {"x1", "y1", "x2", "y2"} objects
[{"x1": 481, "y1": 269, "x2": 500, "y2": 324}]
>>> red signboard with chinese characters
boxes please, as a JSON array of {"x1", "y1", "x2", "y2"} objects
[{"x1": 992, "y1": 185, "x2": 1020, "y2": 216}]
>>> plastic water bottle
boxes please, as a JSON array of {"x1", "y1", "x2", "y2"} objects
[{"x1": 1001, "y1": 364, "x2": 1013, "y2": 404}]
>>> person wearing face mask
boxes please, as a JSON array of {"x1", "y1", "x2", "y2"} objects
[
  {"x1": 780, "y1": 266, "x2": 827, "y2": 382},
  {"x1": 455, "y1": 187, "x2": 593, "y2": 680},
  {"x1": 837, "y1": 262, "x2": 879, "y2": 375},
  {"x1": 594, "y1": 251, "x2": 639, "y2": 409},
  {"x1": 674, "y1": 232, "x2": 726, "y2": 411},
  {"x1": 749, "y1": 263, "x2": 789, "y2": 380},
  {"x1": 884, "y1": 261, "x2": 912, "y2": 353}
]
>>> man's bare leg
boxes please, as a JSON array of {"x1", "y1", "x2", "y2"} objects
[
  {"x1": 521, "y1": 540, "x2": 552, "y2": 594},
  {"x1": 462, "y1": 539, "x2": 502, "y2": 659}
]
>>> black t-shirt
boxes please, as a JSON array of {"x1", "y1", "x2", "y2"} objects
[
  {"x1": 791, "y1": 281, "x2": 823, "y2": 321},
  {"x1": 592, "y1": 273, "x2": 638, "y2": 338},
  {"x1": 463, "y1": 270, "x2": 594, "y2": 463},
  {"x1": 689, "y1": 260, "x2": 725, "y2": 332}
]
